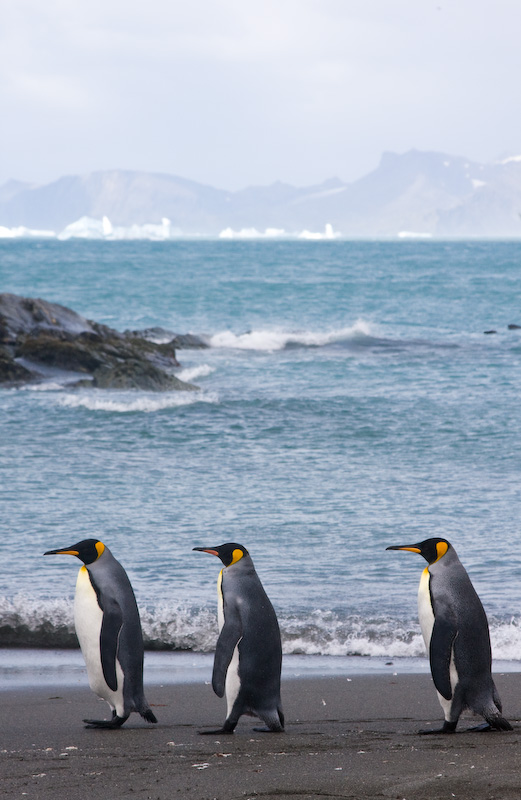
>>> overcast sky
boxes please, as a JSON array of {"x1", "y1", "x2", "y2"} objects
[{"x1": 2, "y1": 0, "x2": 520, "y2": 190}]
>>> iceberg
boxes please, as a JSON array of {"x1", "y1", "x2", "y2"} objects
[
  {"x1": 57, "y1": 216, "x2": 176, "y2": 241},
  {"x1": 219, "y1": 226, "x2": 286, "y2": 239},
  {"x1": 0, "y1": 225, "x2": 55, "y2": 239},
  {"x1": 499, "y1": 155, "x2": 521, "y2": 164},
  {"x1": 298, "y1": 223, "x2": 340, "y2": 240},
  {"x1": 397, "y1": 231, "x2": 433, "y2": 239},
  {"x1": 58, "y1": 216, "x2": 107, "y2": 240},
  {"x1": 219, "y1": 223, "x2": 340, "y2": 240}
]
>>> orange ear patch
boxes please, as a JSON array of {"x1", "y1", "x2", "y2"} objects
[
  {"x1": 230, "y1": 548, "x2": 244, "y2": 565},
  {"x1": 435, "y1": 541, "x2": 448, "y2": 561}
]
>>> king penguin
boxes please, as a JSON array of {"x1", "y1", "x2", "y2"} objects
[
  {"x1": 193, "y1": 542, "x2": 284, "y2": 734},
  {"x1": 44, "y1": 538, "x2": 157, "y2": 728},
  {"x1": 387, "y1": 537, "x2": 512, "y2": 734}
]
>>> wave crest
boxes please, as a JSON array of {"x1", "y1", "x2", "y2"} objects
[
  {"x1": 2, "y1": 597, "x2": 520, "y2": 661},
  {"x1": 176, "y1": 364, "x2": 215, "y2": 383},
  {"x1": 56, "y1": 389, "x2": 218, "y2": 413},
  {"x1": 208, "y1": 320, "x2": 374, "y2": 352}
]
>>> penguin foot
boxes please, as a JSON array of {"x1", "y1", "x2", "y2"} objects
[
  {"x1": 83, "y1": 715, "x2": 128, "y2": 729},
  {"x1": 198, "y1": 728, "x2": 235, "y2": 736},
  {"x1": 467, "y1": 719, "x2": 513, "y2": 732},
  {"x1": 419, "y1": 720, "x2": 457, "y2": 735},
  {"x1": 253, "y1": 726, "x2": 284, "y2": 733},
  {"x1": 466, "y1": 722, "x2": 493, "y2": 732}
]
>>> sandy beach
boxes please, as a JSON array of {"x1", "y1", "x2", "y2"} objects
[{"x1": 2, "y1": 671, "x2": 521, "y2": 799}]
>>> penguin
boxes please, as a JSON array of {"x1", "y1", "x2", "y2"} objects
[
  {"x1": 386, "y1": 537, "x2": 512, "y2": 734},
  {"x1": 44, "y1": 538, "x2": 157, "y2": 729},
  {"x1": 193, "y1": 542, "x2": 284, "y2": 734}
]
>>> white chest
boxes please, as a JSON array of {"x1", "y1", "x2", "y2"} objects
[
  {"x1": 217, "y1": 570, "x2": 225, "y2": 632},
  {"x1": 417, "y1": 567, "x2": 435, "y2": 648},
  {"x1": 74, "y1": 566, "x2": 125, "y2": 713},
  {"x1": 74, "y1": 566, "x2": 103, "y2": 655}
]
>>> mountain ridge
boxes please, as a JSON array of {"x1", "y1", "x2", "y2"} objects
[{"x1": 2, "y1": 150, "x2": 521, "y2": 238}]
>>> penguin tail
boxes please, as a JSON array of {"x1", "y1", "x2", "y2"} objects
[
  {"x1": 255, "y1": 709, "x2": 285, "y2": 732},
  {"x1": 480, "y1": 702, "x2": 513, "y2": 731},
  {"x1": 493, "y1": 684, "x2": 503, "y2": 713},
  {"x1": 141, "y1": 707, "x2": 158, "y2": 724},
  {"x1": 486, "y1": 713, "x2": 513, "y2": 731}
]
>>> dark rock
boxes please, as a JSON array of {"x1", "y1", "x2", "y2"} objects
[
  {"x1": 483, "y1": 330, "x2": 497, "y2": 335},
  {"x1": 0, "y1": 293, "x2": 97, "y2": 341},
  {"x1": 0, "y1": 346, "x2": 38, "y2": 384},
  {"x1": 508, "y1": 323, "x2": 521, "y2": 330},
  {"x1": 170, "y1": 333, "x2": 209, "y2": 349},
  {"x1": 15, "y1": 334, "x2": 105, "y2": 372},
  {"x1": 125, "y1": 327, "x2": 209, "y2": 349},
  {"x1": 0, "y1": 293, "x2": 199, "y2": 391},
  {"x1": 92, "y1": 361, "x2": 196, "y2": 391},
  {"x1": 125, "y1": 326, "x2": 177, "y2": 343}
]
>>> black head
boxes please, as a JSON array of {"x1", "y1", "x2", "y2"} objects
[
  {"x1": 193, "y1": 542, "x2": 249, "y2": 567},
  {"x1": 44, "y1": 538, "x2": 106, "y2": 565},
  {"x1": 386, "y1": 537, "x2": 451, "y2": 565}
]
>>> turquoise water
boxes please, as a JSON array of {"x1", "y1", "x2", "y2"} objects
[{"x1": 1, "y1": 239, "x2": 521, "y2": 662}]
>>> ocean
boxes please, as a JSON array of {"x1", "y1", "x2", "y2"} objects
[{"x1": 1, "y1": 239, "x2": 521, "y2": 685}]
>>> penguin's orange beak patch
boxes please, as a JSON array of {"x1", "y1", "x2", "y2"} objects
[{"x1": 386, "y1": 545, "x2": 422, "y2": 554}]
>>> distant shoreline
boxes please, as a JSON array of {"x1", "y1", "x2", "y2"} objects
[{"x1": 3, "y1": 648, "x2": 520, "y2": 693}]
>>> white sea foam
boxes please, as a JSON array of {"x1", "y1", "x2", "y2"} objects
[
  {"x1": 208, "y1": 320, "x2": 373, "y2": 352},
  {"x1": 0, "y1": 594, "x2": 75, "y2": 639},
  {"x1": 26, "y1": 382, "x2": 69, "y2": 392},
  {"x1": 488, "y1": 617, "x2": 521, "y2": 661},
  {"x1": 2, "y1": 595, "x2": 521, "y2": 660},
  {"x1": 140, "y1": 604, "x2": 218, "y2": 652},
  {"x1": 56, "y1": 390, "x2": 218, "y2": 413},
  {"x1": 176, "y1": 364, "x2": 215, "y2": 382}
]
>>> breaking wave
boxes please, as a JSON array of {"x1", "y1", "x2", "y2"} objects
[
  {"x1": 208, "y1": 320, "x2": 374, "y2": 352},
  {"x1": 2, "y1": 595, "x2": 520, "y2": 661},
  {"x1": 176, "y1": 364, "x2": 215, "y2": 382},
  {"x1": 55, "y1": 389, "x2": 218, "y2": 413}
]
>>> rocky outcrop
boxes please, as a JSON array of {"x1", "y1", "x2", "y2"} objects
[{"x1": 0, "y1": 293, "x2": 206, "y2": 391}]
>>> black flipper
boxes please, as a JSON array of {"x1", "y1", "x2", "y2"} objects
[
  {"x1": 99, "y1": 596, "x2": 124, "y2": 692},
  {"x1": 429, "y1": 615, "x2": 457, "y2": 701}
]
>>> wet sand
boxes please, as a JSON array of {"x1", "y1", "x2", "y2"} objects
[{"x1": 2, "y1": 672, "x2": 521, "y2": 799}]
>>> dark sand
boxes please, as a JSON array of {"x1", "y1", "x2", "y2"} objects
[{"x1": 2, "y1": 673, "x2": 521, "y2": 799}]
